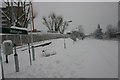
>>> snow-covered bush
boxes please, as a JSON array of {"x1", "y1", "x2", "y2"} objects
[
  {"x1": 93, "y1": 24, "x2": 103, "y2": 39},
  {"x1": 105, "y1": 25, "x2": 118, "y2": 39},
  {"x1": 69, "y1": 31, "x2": 85, "y2": 41},
  {"x1": 42, "y1": 49, "x2": 56, "y2": 57},
  {"x1": 68, "y1": 25, "x2": 85, "y2": 41}
]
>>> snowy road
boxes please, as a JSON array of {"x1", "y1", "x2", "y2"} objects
[{"x1": 1, "y1": 38, "x2": 118, "y2": 78}]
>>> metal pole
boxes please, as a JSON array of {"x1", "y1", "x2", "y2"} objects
[
  {"x1": 63, "y1": 20, "x2": 72, "y2": 48},
  {"x1": 31, "y1": 2, "x2": 35, "y2": 31},
  {"x1": 30, "y1": 3, "x2": 35, "y2": 61},
  {"x1": 11, "y1": 0, "x2": 15, "y2": 26},
  {"x1": 28, "y1": 43, "x2": 32, "y2": 65},
  {"x1": 14, "y1": 44, "x2": 19, "y2": 72},
  {"x1": 31, "y1": 46, "x2": 35, "y2": 61},
  {"x1": 30, "y1": 34, "x2": 35, "y2": 60},
  {"x1": 64, "y1": 35, "x2": 66, "y2": 49},
  {"x1": 0, "y1": 45, "x2": 4, "y2": 80},
  {"x1": 5, "y1": 55, "x2": 8, "y2": 63},
  {"x1": 20, "y1": 35, "x2": 22, "y2": 45}
]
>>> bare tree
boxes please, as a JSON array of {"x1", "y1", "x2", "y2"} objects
[
  {"x1": 59, "y1": 21, "x2": 69, "y2": 34},
  {"x1": 43, "y1": 17, "x2": 51, "y2": 30},
  {"x1": 43, "y1": 13, "x2": 70, "y2": 34}
]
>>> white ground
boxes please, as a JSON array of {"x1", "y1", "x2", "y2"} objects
[{"x1": 0, "y1": 38, "x2": 118, "y2": 78}]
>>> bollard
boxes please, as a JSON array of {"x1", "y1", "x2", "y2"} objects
[
  {"x1": 28, "y1": 43, "x2": 32, "y2": 65},
  {"x1": 14, "y1": 44, "x2": 19, "y2": 72},
  {"x1": 31, "y1": 46, "x2": 35, "y2": 61}
]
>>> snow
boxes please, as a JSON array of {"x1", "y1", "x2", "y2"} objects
[
  {"x1": 0, "y1": 38, "x2": 118, "y2": 78},
  {"x1": 11, "y1": 26, "x2": 28, "y2": 31}
]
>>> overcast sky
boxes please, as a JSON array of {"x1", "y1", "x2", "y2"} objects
[
  {"x1": 1, "y1": 2, "x2": 118, "y2": 34},
  {"x1": 32, "y1": 2, "x2": 118, "y2": 34}
]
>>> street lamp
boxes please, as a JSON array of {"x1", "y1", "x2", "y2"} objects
[{"x1": 64, "y1": 20, "x2": 72, "y2": 49}]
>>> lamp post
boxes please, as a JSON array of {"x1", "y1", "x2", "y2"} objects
[{"x1": 64, "y1": 20, "x2": 72, "y2": 49}]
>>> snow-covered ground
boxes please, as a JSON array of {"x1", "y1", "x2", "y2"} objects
[{"x1": 1, "y1": 38, "x2": 118, "y2": 78}]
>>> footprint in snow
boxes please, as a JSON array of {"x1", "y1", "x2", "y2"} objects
[{"x1": 56, "y1": 60, "x2": 60, "y2": 64}]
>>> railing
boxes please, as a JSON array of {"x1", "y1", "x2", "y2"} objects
[{"x1": 1, "y1": 33, "x2": 66, "y2": 46}]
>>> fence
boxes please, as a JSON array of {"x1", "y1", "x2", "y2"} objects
[{"x1": 1, "y1": 33, "x2": 66, "y2": 46}]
